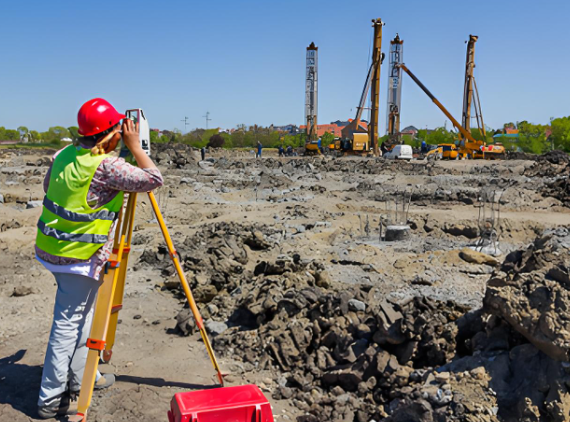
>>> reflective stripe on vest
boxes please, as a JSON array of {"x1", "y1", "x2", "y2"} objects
[
  {"x1": 37, "y1": 220, "x2": 108, "y2": 244},
  {"x1": 35, "y1": 145, "x2": 124, "y2": 260},
  {"x1": 42, "y1": 197, "x2": 117, "y2": 222}
]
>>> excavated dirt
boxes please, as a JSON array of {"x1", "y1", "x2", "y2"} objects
[{"x1": 1, "y1": 147, "x2": 570, "y2": 421}]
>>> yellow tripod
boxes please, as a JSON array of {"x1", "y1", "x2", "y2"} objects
[{"x1": 70, "y1": 192, "x2": 224, "y2": 422}]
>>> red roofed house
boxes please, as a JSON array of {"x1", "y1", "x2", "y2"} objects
[
  {"x1": 340, "y1": 119, "x2": 368, "y2": 139},
  {"x1": 299, "y1": 124, "x2": 345, "y2": 137},
  {"x1": 299, "y1": 120, "x2": 369, "y2": 139}
]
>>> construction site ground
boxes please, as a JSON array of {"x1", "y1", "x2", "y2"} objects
[{"x1": 1, "y1": 146, "x2": 569, "y2": 422}]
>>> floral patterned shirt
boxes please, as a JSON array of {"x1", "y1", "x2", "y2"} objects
[{"x1": 36, "y1": 150, "x2": 163, "y2": 280}]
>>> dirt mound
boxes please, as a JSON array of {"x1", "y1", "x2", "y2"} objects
[
  {"x1": 170, "y1": 225, "x2": 570, "y2": 422},
  {"x1": 537, "y1": 150, "x2": 570, "y2": 165},
  {"x1": 152, "y1": 143, "x2": 200, "y2": 167},
  {"x1": 484, "y1": 229, "x2": 570, "y2": 360},
  {"x1": 525, "y1": 153, "x2": 570, "y2": 179},
  {"x1": 542, "y1": 176, "x2": 570, "y2": 207},
  {"x1": 204, "y1": 252, "x2": 471, "y2": 421},
  {"x1": 507, "y1": 151, "x2": 536, "y2": 161}
]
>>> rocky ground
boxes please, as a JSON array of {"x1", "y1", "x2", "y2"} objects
[{"x1": 1, "y1": 145, "x2": 570, "y2": 421}]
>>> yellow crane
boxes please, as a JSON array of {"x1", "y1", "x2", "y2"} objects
[
  {"x1": 397, "y1": 63, "x2": 484, "y2": 158},
  {"x1": 461, "y1": 35, "x2": 505, "y2": 159}
]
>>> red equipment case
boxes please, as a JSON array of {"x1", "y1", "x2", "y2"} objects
[{"x1": 168, "y1": 384, "x2": 275, "y2": 422}]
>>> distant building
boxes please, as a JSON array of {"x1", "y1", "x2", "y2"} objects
[
  {"x1": 340, "y1": 118, "x2": 369, "y2": 139},
  {"x1": 300, "y1": 123, "x2": 345, "y2": 137},
  {"x1": 493, "y1": 127, "x2": 520, "y2": 143},
  {"x1": 400, "y1": 125, "x2": 418, "y2": 136},
  {"x1": 273, "y1": 124, "x2": 301, "y2": 136}
]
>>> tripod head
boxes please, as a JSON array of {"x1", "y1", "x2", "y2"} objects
[{"x1": 120, "y1": 109, "x2": 151, "y2": 159}]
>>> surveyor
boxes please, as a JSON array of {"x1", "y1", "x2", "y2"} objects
[{"x1": 35, "y1": 98, "x2": 163, "y2": 419}]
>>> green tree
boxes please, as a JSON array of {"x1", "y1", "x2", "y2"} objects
[
  {"x1": 321, "y1": 132, "x2": 335, "y2": 146},
  {"x1": 208, "y1": 133, "x2": 225, "y2": 148},
  {"x1": 551, "y1": 117, "x2": 570, "y2": 152},
  {"x1": 416, "y1": 127, "x2": 456, "y2": 146},
  {"x1": 5, "y1": 129, "x2": 20, "y2": 140},
  {"x1": 41, "y1": 126, "x2": 71, "y2": 143},
  {"x1": 30, "y1": 130, "x2": 41, "y2": 141},
  {"x1": 517, "y1": 121, "x2": 548, "y2": 154}
]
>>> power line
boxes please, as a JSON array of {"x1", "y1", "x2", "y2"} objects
[
  {"x1": 180, "y1": 117, "x2": 189, "y2": 132},
  {"x1": 203, "y1": 111, "x2": 211, "y2": 129}
]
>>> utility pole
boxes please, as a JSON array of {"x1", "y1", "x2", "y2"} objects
[
  {"x1": 203, "y1": 112, "x2": 211, "y2": 129},
  {"x1": 180, "y1": 117, "x2": 190, "y2": 132},
  {"x1": 369, "y1": 18, "x2": 384, "y2": 157}
]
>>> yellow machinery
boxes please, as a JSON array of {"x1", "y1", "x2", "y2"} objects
[
  {"x1": 352, "y1": 133, "x2": 370, "y2": 153},
  {"x1": 441, "y1": 143, "x2": 459, "y2": 159},
  {"x1": 328, "y1": 138, "x2": 341, "y2": 154},
  {"x1": 304, "y1": 139, "x2": 322, "y2": 155},
  {"x1": 398, "y1": 63, "x2": 503, "y2": 160},
  {"x1": 425, "y1": 143, "x2": 459, "y2": 160}
]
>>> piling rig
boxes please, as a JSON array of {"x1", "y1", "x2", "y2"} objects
[
  {"x1": 460, "y1": 35, "x2": 505, "y2": 159},
  {"x1": 385, "y1": 34, "x2": 404, "y2": 150},
  {"x1": 341, "y1": 18, "x2": 384, "y2": 156}
]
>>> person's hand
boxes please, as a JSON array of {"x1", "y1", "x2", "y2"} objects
[{"x1": 122, "y1": 119, "x2": 141, "y2": 152}]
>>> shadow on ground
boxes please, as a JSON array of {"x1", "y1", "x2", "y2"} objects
[
  {"x1": 0, "y1": 349, "x2": 43, "y2": 419},
  {"x1": 117, "y1": 374, "x2": 215, "y2": 390}
]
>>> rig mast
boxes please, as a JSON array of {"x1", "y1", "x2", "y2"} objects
[
  {"x1": 368, "y1": 18, "x2": 384, "y2": 156},
  {"x1": 462, "y1": 35, "x2": 485, "y2": 138},
  {"x1": 386, "y1": 34, "x2": 404, "y2": 141},
  {"x1": 305, "y1": 42, "x2": 318, "y2": 141}
]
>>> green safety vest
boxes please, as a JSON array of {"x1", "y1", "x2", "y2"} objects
[{"x1": 35, "y1": 145, "x2": 124, "y2": 260}]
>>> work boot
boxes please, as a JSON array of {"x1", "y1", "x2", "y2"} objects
[
  {"x1": 37, "y1": 393, "x2": 77, "y2": 419},
  {"x1": 94, "y1": 373, "x2": 115, "y2": 390}
]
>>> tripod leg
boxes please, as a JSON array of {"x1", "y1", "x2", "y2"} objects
[
  {"x1": 102, "y1": 193, "x2": 138, "y2": 362},
  {"x1": 147, "y1": 191, "x2": 225, "y2": 386},
  {"x1": 72, "y1": 198, "x2": 134, "y2": 422},
  {"x1": 72, "y1": 235, "x2": 127, "y2": 422}
]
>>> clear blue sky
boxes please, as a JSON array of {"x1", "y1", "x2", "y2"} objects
[{"x1": 1, "y1": 0, "x2": 568, "y2": 133}]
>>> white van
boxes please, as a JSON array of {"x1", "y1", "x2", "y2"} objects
[{"x1": 384, "y1": 144, "x2": 413, "y2": 160}]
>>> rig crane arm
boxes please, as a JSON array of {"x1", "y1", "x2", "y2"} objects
[
  {"x1": 397, "y1": 63, "x2": 478, "y2": 145},
  {"x1": 354, "y1": 54, "x2": 384, "y2": 126}
]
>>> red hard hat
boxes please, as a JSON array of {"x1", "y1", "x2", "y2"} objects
[{"x1": 77, "y1": 98, "x2": 126, "y2": 136}]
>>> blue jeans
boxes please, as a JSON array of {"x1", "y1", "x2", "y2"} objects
[{"x1": 38, "y1": 273, "x2": 102, "y2": 407}]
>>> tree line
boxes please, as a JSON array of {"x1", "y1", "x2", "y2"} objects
[
  {"x1": 0, "y1": 126, "x2": 79, "y2": 145},
  {"x1": 151, "y1": 125, "x2": 308, "y2": 149},
  {"x1": 3, "y1": 118, "x2": 570, "y2": 154},
  {"x1": 402, "y1": 119, "x2": 570, "y2": 154}
]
